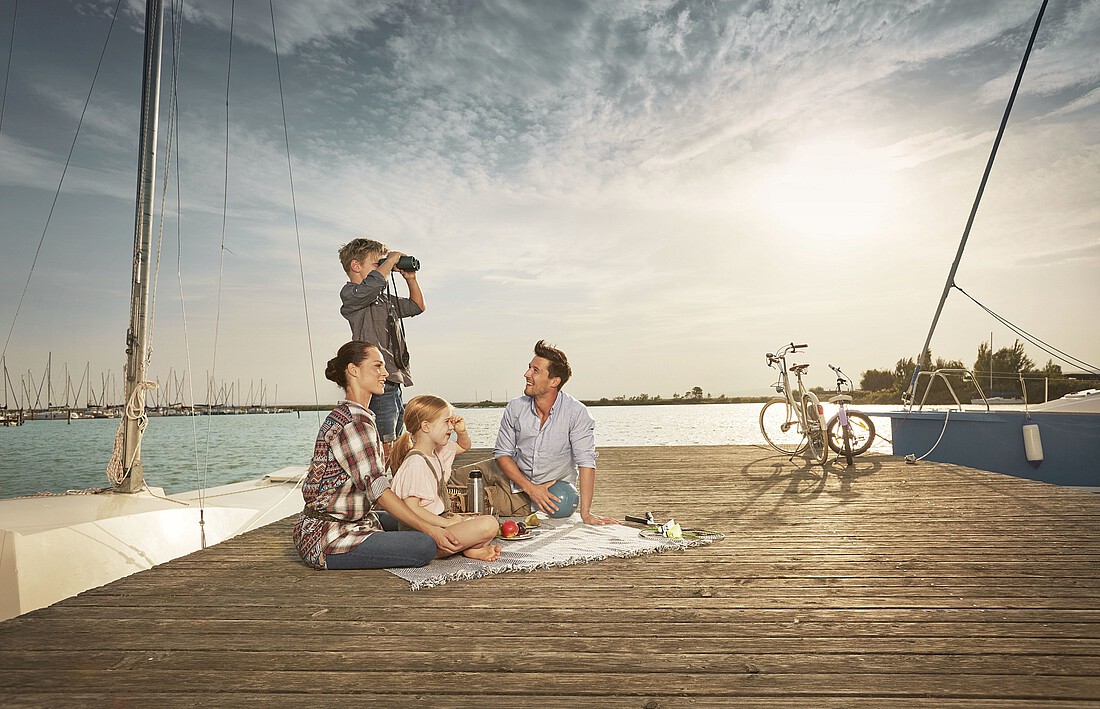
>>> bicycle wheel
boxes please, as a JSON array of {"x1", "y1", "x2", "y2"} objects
[
  {"x1": 841, "y1": 422, "x2": 854, "y2": 466},
  {"x1": 801, "y1": 393, "x2": 829, "y2": 464},
  {"x1": 826, "y1": 411, "x2": 876, "y2": 455},
  {"x1": 759, "y1": 397, "x2": 807, "y2": 454}
]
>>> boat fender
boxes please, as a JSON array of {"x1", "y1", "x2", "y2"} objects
[{"x1": 1022, "y1": 420, "x2": 1043, "y2": 463}]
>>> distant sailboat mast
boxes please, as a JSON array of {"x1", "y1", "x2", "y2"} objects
[{"x1": 116, "y1": 0, "x2": 164, "y2": 493}]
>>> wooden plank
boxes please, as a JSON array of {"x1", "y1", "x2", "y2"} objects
[
  {"x1": 2, "y1": 635, "x2": 1097, "y2": 656},
  {"x1": 2, "y1": 649, "x2": 1098, "y2": 676},
  {"x1": 1, "y1": 669, "x2": 1098, "y2": 700},
  {"x1": 7, "y1": 617, "x2": 1100, "y2": 641},
  {"x1": 3, "y1": 695, "x2": 1086, "y2": 709}
]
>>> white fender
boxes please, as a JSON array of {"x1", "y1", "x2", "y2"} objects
[{"x1": 1022, "y1": 421, "x2": 1044, "y2": 463}]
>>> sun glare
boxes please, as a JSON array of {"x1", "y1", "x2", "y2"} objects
[{"x1": 761, "y1": 139, "x2": 898, "y2": 240}]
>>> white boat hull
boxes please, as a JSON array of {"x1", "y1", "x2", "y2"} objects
[{"x1": 0, "y1": 468, "x2": 306, "y2": 621}]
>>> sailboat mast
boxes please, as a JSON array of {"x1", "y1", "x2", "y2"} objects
[
  {"x1": 907, "y1": 0, "x2": 1048, "y2": 402},
  {"x1": 117, "y1": 0, "x2": 164, "y2": 493}
]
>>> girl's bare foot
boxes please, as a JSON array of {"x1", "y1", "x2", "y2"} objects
[{"x1": 463, "y1": 544, "x2": 502, "y2": 562}]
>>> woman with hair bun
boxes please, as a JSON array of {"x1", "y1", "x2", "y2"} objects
[{"x1": 294, "y1": 341, "x2": 463, "y2": 570}]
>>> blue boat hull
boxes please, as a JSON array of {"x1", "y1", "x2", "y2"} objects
[{"x1": 877, "y1": 410, "x2": 1100, "y2": 488}]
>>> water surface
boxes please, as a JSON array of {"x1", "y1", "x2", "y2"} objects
[{"x1": 0, "y1": 403, "x2": 894, "y2": 498}]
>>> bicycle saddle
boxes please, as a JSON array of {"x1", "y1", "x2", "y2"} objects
[{"x1": 789, "y1": 364, "x2": 809, "y2": 373}]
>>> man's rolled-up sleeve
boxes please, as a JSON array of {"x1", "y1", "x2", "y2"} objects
[
  {"x1": 493, "y1": 403, "x2": 518, "y2": 460},
  {"x1": 570, "y1": 410, "x2": 598, "y2": 469}
]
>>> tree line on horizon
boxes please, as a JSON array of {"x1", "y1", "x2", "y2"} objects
[
  {"x1": 850, "y1": 340, "x2": 1092, "y2": 405},
  {"x1": 575, "y1": 340, "x2": 1095, "y2": 407}
]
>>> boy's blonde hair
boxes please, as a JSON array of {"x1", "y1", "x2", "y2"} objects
[
  {"x1": 338, "y1": 237, "x2": 387, "y2": 275},
  {"x1": 389, "y1": 395, "x2": 453, "y2": 473}
]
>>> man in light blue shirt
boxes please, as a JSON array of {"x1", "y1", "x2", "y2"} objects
[{"x1": 493, "y1": 340, "x2": 619, "y2": 525}]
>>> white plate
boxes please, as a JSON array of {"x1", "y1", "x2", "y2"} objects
[{"x1": 497, "y1": 531, "x2": 535, "y2": 541}]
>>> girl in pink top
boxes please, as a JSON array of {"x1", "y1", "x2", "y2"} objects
[{"x1": 390, "y1": 395, "x2": 501, "y2": 561}]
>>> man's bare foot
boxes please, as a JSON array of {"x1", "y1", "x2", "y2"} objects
[{"x1": 463, "y1": 545, "x2": 502, "y2": 562}]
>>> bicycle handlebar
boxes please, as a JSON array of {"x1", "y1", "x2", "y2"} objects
[
  {"x1": 767, "y1": 342, "x2": 809, "y2": 367},
  {"x1": 829, "y1": 363, "x2": 852, "y2": 391},
  {"x1": 772, "y1": 342, "x2": 808, "y2": 356}
]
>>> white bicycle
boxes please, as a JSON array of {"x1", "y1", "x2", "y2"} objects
[
  {"x1": 826, "y1": 364, "x2": 877, "y2": 467},
  {"x1": 759, "y1": 343, "x2": 829, "y2": 465}
]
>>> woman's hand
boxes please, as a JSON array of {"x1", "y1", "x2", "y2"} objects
[
  {"x1": 425, "y1": 525, "x2": 463, "y2": 554},
  {"x1": 377, "y1": 489, "x2": 461, "y2": 553}
]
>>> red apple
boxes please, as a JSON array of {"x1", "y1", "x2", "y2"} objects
[{"x1": 500, "y1": 520, "x2": 519, "y2": 538}]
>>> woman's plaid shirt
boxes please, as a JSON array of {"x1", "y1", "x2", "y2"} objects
[{"x1": 293, "y1": 400, "x2": 392, "y2": 569}]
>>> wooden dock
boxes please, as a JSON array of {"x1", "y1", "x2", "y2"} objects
[{"x1": 2, "y1": 446, "x2": 1098, "y2": 707}]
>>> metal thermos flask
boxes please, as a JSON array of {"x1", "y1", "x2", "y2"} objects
[{"x1": 467, "y1": 470, "x2": 485, "y2": 514}]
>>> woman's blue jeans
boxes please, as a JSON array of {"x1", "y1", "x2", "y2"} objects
[{"x1": 325, "y1": 512, "x2": 435, "y2": 569}]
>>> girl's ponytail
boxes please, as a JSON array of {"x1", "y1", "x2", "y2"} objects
[{"x1": 388, "y1": 432, "x2": 414, "y2": 473}]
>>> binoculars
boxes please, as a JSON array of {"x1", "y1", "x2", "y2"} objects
[{"x1": 379, "y1": 255, "x2": 420, "y2": 272}]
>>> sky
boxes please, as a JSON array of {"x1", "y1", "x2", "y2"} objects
[{"x1": 0, "y1": 0, "x2": 1098, "y2": 407}]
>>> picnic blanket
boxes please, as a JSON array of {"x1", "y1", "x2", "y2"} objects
[{"x1": 385, "y1": 515, "x2": 722, "y2": 590}]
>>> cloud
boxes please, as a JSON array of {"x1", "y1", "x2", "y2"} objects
[
  {"x1": 112, "y1": 0, "x2": 398, "y2": 51},
  {"x1": 976, "y1": 1, "x2": 1100, "y2": 104},
  {"x1": 1013, "y1": 235, "x2": 1100, "y2": 267},
  {"x1": 1045, "y1": 87, "x2": 1100, "y2": 117},
  {"x1": 279, "y1": 1, "x2": 1081, "y2": 195}
]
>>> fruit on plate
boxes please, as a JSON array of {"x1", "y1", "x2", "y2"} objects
[
  {"x1": 523, "y1": 512, "x2": 541, "y2": 527},
  {"x1": 516, "y1": 522, "x2": 528, "y2": 535},
  {"x1": 500, "y1": 520, "x2": 519, "y2": 538}
]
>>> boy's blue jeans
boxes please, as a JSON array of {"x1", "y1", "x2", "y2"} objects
[{"x1": 369, "y1": 381, "x2": 404, "y2": 442}]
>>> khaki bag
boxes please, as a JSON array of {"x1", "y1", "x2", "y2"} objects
[{"x1": 450, "y1": 458, "x2": 531, "y2": 517}]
